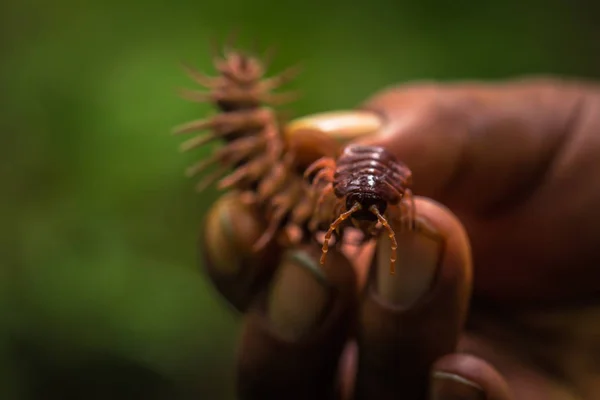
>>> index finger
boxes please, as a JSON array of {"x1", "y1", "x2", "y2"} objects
[
  {"x1": 354, "y1": 79, "x2": 600, "y2": 304},
  {"x1": 357, "y1": 79, "x2": 590, "y2": 212}
]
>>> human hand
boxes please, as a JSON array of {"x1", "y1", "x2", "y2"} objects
[{"x1": 200, "y1": 78, "x2": 600, "y2": 399}]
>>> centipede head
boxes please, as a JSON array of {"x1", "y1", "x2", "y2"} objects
[
  {"x1": 344, "y1": 192, "x2": 388, "y2": 223},
  {"x1": 320, "y1": 200, "x2": 398, "y2": 275}
]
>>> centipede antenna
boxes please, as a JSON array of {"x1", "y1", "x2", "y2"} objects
[
  {"x1": 370, "y1": 205, "x2": 397, "y2": 275},
  {"x1": 321, "y1": 202, "x2": 362, "y2": 266}
]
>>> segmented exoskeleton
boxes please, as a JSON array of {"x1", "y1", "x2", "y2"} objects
[
  {"x1": 304, "y1": 144, "x2": 416, "y2": 274},
  {"x1": 173, "y1": 41, "x2": 336, "y2": 251}
]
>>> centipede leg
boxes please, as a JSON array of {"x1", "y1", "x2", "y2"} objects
[
  {"x1": 370, "y1": 205, "x2": 398, "y2": 275},
  {"x1": 195, "y1": 165, "x2": 230, "y2": 192},
  {"x1": 180, "y1": 62, "x2": 218, "y2": 88},
  {"x1": 320, "y1": 203, "x2": 362, "y2": 265},
  {"x1": 262, "y1": 117, "x2": 284, "y2": 161},
  {"x1": 215, "y1": 113, "x2": 283, "y2": 191},
  {"x1": 313, "y1": 168, "x2": 334, "y2": 189},
  {"x1": 185, "y1": 135, "x2": 264, "y2": 186},
  {"x1": 218, "y1": 155, "x2": 270, "y2": 190},
  {"x1": 259, "y1": 64, "x2": 303, "y2": 91},
  {"x1": 173, "y1": 108, "x2": 268, "y2": 137},
  {"x1": 179, "y1": 133, "x2": 218, "y2": 152},
  {"x1": 252, "y1": 185, "x2": 299, "y2": 251},
  {"x1": 316, "y1": 184, "x2": 335, "y2": 209},
  {"x1": 256, "y1": 163, "x2": 287, "y2": 201},
  {"x1": 252, "y1": 209, "x2": 285, "y2": 252},
  {"x1": 185, "y1": 154, "x2": 219, "y2": 178},
  {"x1": 304, "y1": 157, "x2": 336, "y2": 181}
]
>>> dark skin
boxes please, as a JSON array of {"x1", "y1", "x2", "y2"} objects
[{"x1": 201, "y1": 78, "x2": 600, "y2": 399}]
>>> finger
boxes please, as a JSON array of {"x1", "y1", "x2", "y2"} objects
[
  {"x1": 236, "y1": 242, "x2": 357, "y2": 400},
  {"x1": 356, "y1": 79, "x2": 600, "y2": 303},
  {"x1": 357, "y1": 78, "x2": 593, "y2": 212},
  {"x1": 430, "y1": 354, "x2": 513, "y2": 400},
  {"x1": 353, "y1": 197, "x2": 472, "y2": 400},
  {"x1": 201, "y1": 191, "x2": 283, "y2": 312}
]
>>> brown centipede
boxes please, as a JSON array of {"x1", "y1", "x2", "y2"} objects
[
  {"x1": 172, "y1": 38, "x2": 339, "y2": 251},
  {"x1": 304, "y1": 144, "x2": 415, "y2": 274}
]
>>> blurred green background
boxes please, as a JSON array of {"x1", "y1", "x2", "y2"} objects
[{"x1": 0, "y1": 0, "x2": 598, "y2": 398}]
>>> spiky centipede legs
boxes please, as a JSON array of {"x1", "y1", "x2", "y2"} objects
[{"x1": 175, "y1": 41, "x2": 323, "y2": 253}]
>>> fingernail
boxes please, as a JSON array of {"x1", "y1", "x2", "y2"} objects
[
  {"x1": 286, "y1": 110, "x2": 384, "y2": 144},
  {"x1": 203, "y1": 194, "x2": 266, "y2": 276},
  {"x1": 376, "y1": 218, "x2": 442, "y2": 308},
  {"x1": 267, "y1": 250, "x2": 332, "y2": 341},
  {"x1": 204, "y1": 197, "x2": 241, "y2": 275},
  {"x1": 430, "y1": 371, "x2": 485, "y2": 400}
]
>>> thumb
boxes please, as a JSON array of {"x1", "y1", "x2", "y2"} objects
[{"x1": 356, "y1": 79, "x2": 588, "y2": 214}]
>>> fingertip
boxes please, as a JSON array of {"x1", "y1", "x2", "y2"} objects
[
  {"x1": 353, "y1": 196, "x2": 473, "y2": 399},
  {"x1": 264, "y1": 244, "x2": 356, "y2": 342},
  {"x1": 371, "y1": 196, "x2": 473, "y2": 316},
  {"x1": 414, "y1": 197, "x2": 473, "y2": 299},
  {"x1": 431, "y1": 354, "x2": 514, "y2": 400},
  {"x1": 236, "y1": 243, "x2": 358, "y2": 399},
  {"x1": 201, "y1": 192, "x2": 282, "y2": 312}
]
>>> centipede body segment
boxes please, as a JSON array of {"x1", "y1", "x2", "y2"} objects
[
  {"x1": 305, "y1": 144, "x2": 415, "y2": 274},
  {"x1": 173, "y1": 39, "x2": 332, "y2": 251}
]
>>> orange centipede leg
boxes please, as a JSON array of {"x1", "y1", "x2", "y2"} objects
[
  {"x1": 370, "y1": 205, "x2": 398, "y2": 275},
  {"x1": 321, "y1": 203, "x2": 362, "y2": 266}
]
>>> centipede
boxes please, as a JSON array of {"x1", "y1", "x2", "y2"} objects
[
  {"x1": 173, "y1": 37, "x2": 416, "y2": 273},
  {"x1": 304, "y1": 145, "x2": 415, "y2": 274},
  {"x1": 172, "y1": 37, "x2": 339, "y2": 251}
]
